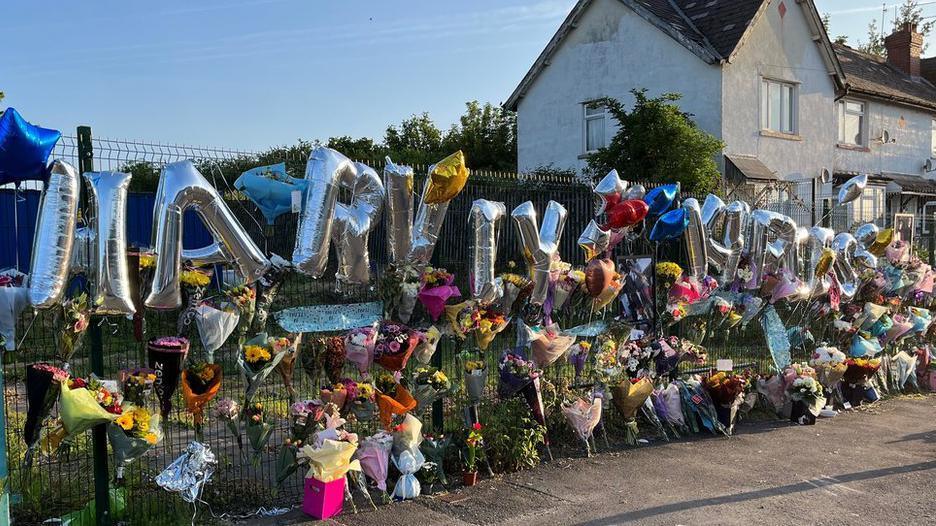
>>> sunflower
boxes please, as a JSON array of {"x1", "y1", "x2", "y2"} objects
[
  {"x1": 116, "y1": 413, "x2": 134, "y2": 431},
  {"x1": 244, "y1": 345, "x2": 272, "y2": 364},
  {"x1": 144, "y1": 433, "x2": 158, "y2": 445}
]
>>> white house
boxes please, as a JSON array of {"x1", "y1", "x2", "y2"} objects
[{"x1": 506, "y1": 0, "x2": 936, "y2": 236}]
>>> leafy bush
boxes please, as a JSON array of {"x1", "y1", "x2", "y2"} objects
[{"x1": 479, "y1": 397, "x2": 545, "y2": 473}]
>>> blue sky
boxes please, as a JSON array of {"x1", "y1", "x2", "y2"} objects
[{"x1": 1, "y1": 0, "x2": 933, "y2": 150}]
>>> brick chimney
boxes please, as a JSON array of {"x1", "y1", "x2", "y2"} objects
[{"x1": 885, "y1": 22, "x2": 923, "y2": 77}]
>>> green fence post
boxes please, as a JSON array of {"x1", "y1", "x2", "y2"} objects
[
  {"x1": 0, "y1": 353, "x2": 10, "y2": 524},
  {"x1": 77, "y1": 126, "x2": 111, "y2": 526}
]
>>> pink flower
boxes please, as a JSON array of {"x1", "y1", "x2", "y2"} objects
[
  {"x1": 73, "y1": 316, "x2": 89, "y2": 333},
  {"x1": 388, "y1": 341, "x2": 401, "y2": 353}
]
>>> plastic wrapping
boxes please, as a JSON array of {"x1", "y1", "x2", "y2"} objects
[{"x1": 155, "y1": 441, "x2": 217, "y2": 503}]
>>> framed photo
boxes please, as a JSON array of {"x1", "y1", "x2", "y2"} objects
[
  {"x1": 893, "y1": 213, "x2": 914, "y2": 246},
  {"x1": 615, "y1": 254, "x2": 655, "y2": 327}
]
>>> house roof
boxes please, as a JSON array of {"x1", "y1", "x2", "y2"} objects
[
  {"x1": 505, "y1": 0, "x2": 842, "y2": 110},
  {"x1": 834, "y1": 43, "x2": 936, "y2": 113}
]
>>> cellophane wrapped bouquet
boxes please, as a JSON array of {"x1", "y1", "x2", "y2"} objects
[
  {"x1": 702, "y1": 371, "x2": 748, "y2": 434},
  {"x1": 417, "y1": 266, "x2": 460, "y2": 322},
  {"x1": 374, "y1": 321, "x2": 420, "y2": 371},
  {"x1": 410, "y1": 366, "x2": 452, "y2": 412},
  {"x1": 276, "y1": 399, "x2": 325, "y2": 486}
]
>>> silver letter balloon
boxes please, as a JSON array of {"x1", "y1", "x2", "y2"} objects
[
  {"x1": 511, "y1": 200, "x2": 568, "y2": 305},
  {"x1": 146, "y1": 160, "x2": 270, "y2": 309},
  {"x1": 83, "y1": 171, "x2": 136, "y2": 315},
  {"x1": 28, "y1": 160, "x2": 79, "y2": 309}
]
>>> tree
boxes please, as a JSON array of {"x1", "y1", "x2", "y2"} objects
[
  {"x1": 858, "y1": 19, "x2": 886, "y2": 56},
  {"x1": 325, "y1": 135, "x2": 385, "y2": 163},
  {"x1": 384, "y1": 112, "x2": 445, "y2": 166},
  {"x1": 587, "y1": 89, "x2": 724, "y2": 194},
  {"x1": 893, "y1": 0, "x2": 933, "y2": 51},
  {"x1": 822, "y1": 13, "x2": 849, "y2": 46},
  {"x1": 443, "y1": 101, "x2": 517, "y2": 171}
]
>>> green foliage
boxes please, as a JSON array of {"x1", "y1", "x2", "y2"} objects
[
  {"x1": 587, "y1": 89, "x2": 724, "y2": 194},
  {"x1": 859, "y1": 19, "x2": 886, "y2": 57},
  {"x1": 119, "y1": 102, "x2": 517, "y2": 192},
  {"x1": 894, "y1": 0, "x2": 934, "y2": 39},
  {"x1": 479, "y1": 397, "x2": 546, "y2": 473},
  {"x1": 442, "y1": 101, "x2": 517, "y2": 171}
]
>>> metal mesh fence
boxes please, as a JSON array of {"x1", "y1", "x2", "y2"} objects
[{"x1": 3, "y1": 134, "x2": 936, "y2": 524}]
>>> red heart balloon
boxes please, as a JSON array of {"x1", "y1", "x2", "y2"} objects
[{"x1": 606, "y1": 199, "x2": 649, "y2": 229}]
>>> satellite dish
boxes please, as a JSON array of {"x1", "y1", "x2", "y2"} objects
[
  {"x1": 880, "y1": 129, "x2": 894, "y2": 144},
  {"x1": 820, "y1": 168, "x2": 831, "y2": 184},
  {"x1": 925, "y1": 158, "x2": 936, "y2": 173}
]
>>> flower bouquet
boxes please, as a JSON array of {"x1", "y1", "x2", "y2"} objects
[
  {"x1": 653, "y1": 382, "x2": 687, "y2": 435},
  {"x1": 610, "y1": 376, "x2": 653, "y2": 446},
  {"x1": 356, "y1": 431, "x2": 393, "y2": 500},
  {"x1": 239, "y1": 333, "x2": 287, "y2": 403},
  {"x1": 380, "y1": 264, "x2": 421, "y2": 323},
  {"x1": 678, "y1": 378, "x2": 726, "y2": 436},
  {"x1": 181, "y1": 361, "x2": 223, "y2": 438},
  {"x1": 464, "y1": 360, "x2": 487, "y2": 403},
  {"x1": 119, "y1": 368, "x2": 156, "y2": 407},
  {"x1": 346, "y1": 381, "x2": 377, "y2": 422},
  {"x1": 272, "y1": 334, "x2": 302, "y2": 403},
  {"x1": 60, "y1": 376, "x2": 122, "y2": 438},
  {"x1": 498, "y1": 272, "x2": 533, "y2": 316},
  {"x1": 374, "y1": 321, "x2": 419, "y2": 371},
  {"x1": 702, "y1": 372, "x2": 747, "y2": 434},
  {"x1": 474, "y1": 305, "x2": 509, "y2": 351},
  {"x1": 23, "y1": 363, "x2": 68, "y2": 465},
  {"x1": 58, "y1": 292, "x2": 90, "y2": 362},
  {"x1": 553, "y1": 268, "x2": 584, "y2": 312},
  {"x1": 529, "y1": 324, "x2": 576, "y2": 369},
  {"x1": 244, "y1": 402, "x2": 273, "y2": 465},
  {"x1": 842, "y1": 357, "x2": 881, "y2": 407},
  {"x1": 592, "y1": 337, "x2": 622, "y2": 386},
  {"x1": 251, "y1": 258, "x2": 288, "y2": 334},
  {"x1": 420, "y1": 433, "x2": 452, "y2": 486},
  {"x1": 390, "y1": 414, "x2": 425, "y2": 500},
  {"x1": 108, "y1": 405, "x2": 162, "y2": 482},
  {"x1": 303, "y1": 335, "x2": 345, "y2": 386},
  {"x1": 560, "y1": 397, "x2": 602, "y2": 455},
  {"x1": 215, "y1": 398, "x2": 244, "y2": 460},
  {"x1": 413, "y1": 326, "x2": 442, "y2": 365},
  {"x1": 497, "y1": 353, "x2": 548, "y2": 446},
  {"x1": 417, "y1": 266, "x2": 461, "y2": 322},
  {"x1": 320, "y1": 382, "x2": 349, "y2": 413},
  {"x1": 147, "y1": 336, "x2": 189, "y2": 420},
  {"x1": 810, "y1": 346, "x2": 848, "y2": 394},
  {"x1": 787, "y1": 375, "x2": 824, "y2": 424},
  {"x1": 411, "y1": 366, "x2": 453, "y2": 412},
  {"x1": 226, "y1": 283, "x2": 256, "y2": 346},
  {"x1": 276, "y1": 400, "x2": 325, "y2": 486},
  {"x1": 568, "y1": 341, "x2": 591, "y2": 382},
  {"x1": 193, "y1": 301, "x2": 240, "y2": 360},
  {"x1": 375, "y1": 374, "x2": 417, "y2": 430},
  {"x1": 344, "y1": 326, "x2": 377, "y2": 374}
]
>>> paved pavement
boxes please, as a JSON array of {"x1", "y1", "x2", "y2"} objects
[{"x1": 269, "y1": 394, "x2": 936, "y2": 526}]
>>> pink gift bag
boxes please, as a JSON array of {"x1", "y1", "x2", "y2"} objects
[{"x1": 303, "y1": 476, "x2": 345, "y2": 520}]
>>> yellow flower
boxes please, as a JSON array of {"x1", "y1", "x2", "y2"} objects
[
  {"x1": 478, "y1": 319, "x2": 493, "y2": 333},
  {"x1": 432, "y1": 371, "x2": 448, "y2": 384},
  {"x1": 244, "y1": 345, "x2": 271, "y2": 364},
  {"x1": 144, "y1": 433, "x2": 158, "y2": 445},
  {"x1": 139, "y1": 254, "x2": 155, "y2": 268},
  {"x1": 116, "y1": 414, "x2": 134, "y2": 431},
  {"x1": 180, "y1": 270, "x2": 211, "y2": 287}
]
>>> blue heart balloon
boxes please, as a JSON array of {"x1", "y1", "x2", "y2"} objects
[
  {"x1": 643, "y1": 183, "x2": 679, "y2": 216},
  {"x1": 234, "y1": 163, "x2": 309, "y2": 224},
  {"x1": 0, "y1": 108, "x2": 62, "y2": 185},
  {"x1": 649, "y1": 207, "x2": 688, "y2": 241}
]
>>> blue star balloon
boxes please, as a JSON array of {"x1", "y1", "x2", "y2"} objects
[
  {"x1": 648, "y1": 207, "x2": 688, "y2": 241},
  {"x1": 233, "y1": 162, "x2": 308, "y2": 224},
  {"x1": 643, "y1": 183, "x2": 679, "y2": 216},
  {"x1": 0, "y1": 108, "x2": 61, "y2": 185}
]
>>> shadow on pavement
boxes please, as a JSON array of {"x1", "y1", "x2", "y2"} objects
[{"x1": 581, "y1": 460, "x2": 936, "y2": 525}]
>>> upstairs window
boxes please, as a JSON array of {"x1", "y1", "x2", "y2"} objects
[
  {"x1": 761, "y1": 78, "x2": 796, "y2": 134},
  {"x1": 838, "y1": 100, "x2": 866, "y2": 146},
  {"x1": 584, "y1": 102, "x2": 607, "y2": 153}
]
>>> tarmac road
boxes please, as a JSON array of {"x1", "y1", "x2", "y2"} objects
[{"x1": 278, "y1": 394, "x2": 936, "y2": 526}]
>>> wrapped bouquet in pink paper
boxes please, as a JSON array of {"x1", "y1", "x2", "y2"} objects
[{"x1": 417, "y1": 267, "x2": 461, "y2": 322}]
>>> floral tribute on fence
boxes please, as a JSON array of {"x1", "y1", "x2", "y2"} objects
[{"x1": 4, "y1": 121, "x2": 936, "y2": 524}]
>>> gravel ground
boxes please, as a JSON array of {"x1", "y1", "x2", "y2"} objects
[{"x1": 259, "y1": 394, "x2": 936, "y2": 526}]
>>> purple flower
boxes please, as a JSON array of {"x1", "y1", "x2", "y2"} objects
[{"x1": 389, "y1": 341, "x2": 401, "y2": 353}]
